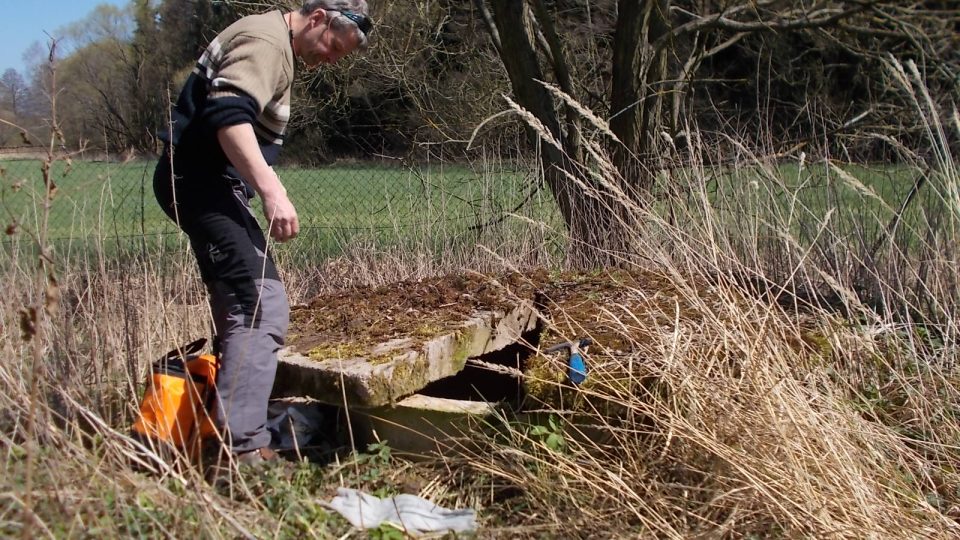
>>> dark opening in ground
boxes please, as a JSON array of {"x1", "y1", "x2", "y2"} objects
[{"x1": 418, "y1": 330, "x2": 539, "y2": 404}]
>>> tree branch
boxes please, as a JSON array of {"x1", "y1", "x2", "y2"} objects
[
  {"x1": 662, "y1": 1, "x2": 878, "y2": 49},
  {"x1": 529, "y1": 0, "x2": 580, "y2": 152},
  {"x1": 473, "y1": 0, "x2": 502, "y2": 56}
]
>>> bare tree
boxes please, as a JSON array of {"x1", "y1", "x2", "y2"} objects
[
  {"x1": 0, "y1": 69, "x2": 30, "y2": 146},
  {"x1": 0, "y1": 69, "x2": 29, "y2": 117},
  {"x1": 29, "y1": 3, "x2": 139, "y2": 152},
  {"x1": 479, "y1": 0, "x2": 959, "y2": 263}
]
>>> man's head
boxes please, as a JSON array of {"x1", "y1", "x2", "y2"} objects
[{"x1": 295, "y1": 0, "x2": 371, "y2": 68}]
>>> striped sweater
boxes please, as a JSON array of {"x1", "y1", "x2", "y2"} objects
[{"x1": 161, "y1": 10, "x2": 294, "y2": 189}]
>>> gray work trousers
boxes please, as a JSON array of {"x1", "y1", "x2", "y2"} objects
[{"x1": 154, "y1": 158, "x2": 289, "y2": 453}]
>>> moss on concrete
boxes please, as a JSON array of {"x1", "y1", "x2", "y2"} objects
[{"x1": 306, "y1": 342, "x2": 369, "y2": 361}]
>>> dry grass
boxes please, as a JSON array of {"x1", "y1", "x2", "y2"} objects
[{"x1": 3, "y1": 62, "x2": 960, "y2": 537}]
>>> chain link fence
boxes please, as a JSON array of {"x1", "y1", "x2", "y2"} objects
[{"x1": 0, "y1": 141, "x2": 564, "y2": 262}]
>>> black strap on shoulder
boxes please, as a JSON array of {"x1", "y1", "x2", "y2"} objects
[{"x1": 162, "y1": 337, "x2": 207, "y2": 362}]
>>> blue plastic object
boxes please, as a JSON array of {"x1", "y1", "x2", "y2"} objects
[
  {"x1": 567, "y1": 351, "x2": 588, "y2": 385},
  {"x1": 545, "y1": 338, "x2": 592, "y2": 386}
]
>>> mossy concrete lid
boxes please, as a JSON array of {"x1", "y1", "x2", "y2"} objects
[
  {"x1": 275, "y1": 302, "x2": 538, "y2": 407},
  {"x1": 273, "y1": 269, "x2": 694, "y2": 407}
]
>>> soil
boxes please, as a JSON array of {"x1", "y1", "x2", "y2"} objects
[
  {"x1": 288, "y1": 267, "x2": 703, "y2": 362},
  {"x1": 288, "y1": 270, "x2": 546, "y2": 357}
]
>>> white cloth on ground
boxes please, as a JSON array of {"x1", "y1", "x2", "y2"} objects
[{"x1": 323, "y1": 487, "x2": 477, "y2": 535}]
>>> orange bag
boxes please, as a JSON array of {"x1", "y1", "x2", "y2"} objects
[{"x1": 132, "y1": 338, "x2": 219, "y2": 455}]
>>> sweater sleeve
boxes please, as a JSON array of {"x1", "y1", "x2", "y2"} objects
[{"x1": 201, "y1": 33, "x2": 289, "y2": 133}]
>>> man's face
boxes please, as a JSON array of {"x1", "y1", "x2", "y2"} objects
[{"x1": 299, "y1": 10, "x2": 362, "y2": 68}]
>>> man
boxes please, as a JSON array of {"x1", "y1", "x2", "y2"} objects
[{"x1": 153, "y1": 1, "x2": 371, "y2": 466}]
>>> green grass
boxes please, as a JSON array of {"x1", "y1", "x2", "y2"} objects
[
  {"x1": 7, "y1": 157, "x2": 941, "y2": 264},
  {"x1": 0, "y1": 158, "x2": 548, "y2": 239},
  {"x1": 0, "y1": 158, "x2": 561, "y2": 261},
  {"x1": 1, "y1": 159, "x2": 171, "y2": 240},
  {"x1": 690, "y1": 162, "x2": 948, "y2": 252}
]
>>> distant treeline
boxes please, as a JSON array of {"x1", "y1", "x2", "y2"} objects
[{"x1": 0, "y1": 1, "x2": 956, "y2": 165}]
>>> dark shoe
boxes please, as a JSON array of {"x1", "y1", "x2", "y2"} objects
[
  {"x1": 204, "y1": 446, "x2": 285, "y2": 489},
  {"x1": 235, "y1": 447, "x2": 280, "y2": 466}
]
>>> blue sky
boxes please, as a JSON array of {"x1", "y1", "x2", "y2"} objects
[{"x1": 1, "y1": 0, "x2": 130, "y2": 75}]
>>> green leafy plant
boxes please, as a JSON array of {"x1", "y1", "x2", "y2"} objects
[
  {"x1": 369, "y1": 523, "x2": 406, "y2": 540},
  {"x1": 529, "y1": 415, "x2": 567, "y2": 453},
  {"x1": 358, "y1": 440, "x2": 393, "y2": 481}
]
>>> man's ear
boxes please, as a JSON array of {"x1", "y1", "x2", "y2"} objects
[{"x1": 308, "y1": 8, "x2": 327, "y2": 27}]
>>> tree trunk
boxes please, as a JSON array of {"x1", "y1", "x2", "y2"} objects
[
  {"x1": 485, "y1": 0, "x2": 630, "y2": 265},
  {"x1": 610, "y1": 0, "x2": 671, "y2": 196},
  {"x1": 486, "y1": 2, "x2": 576, "y2": 249}
]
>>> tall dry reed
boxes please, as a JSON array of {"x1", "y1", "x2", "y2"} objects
[{"x1": 1, "y1": 58, "x2": 958, "y2": 537}]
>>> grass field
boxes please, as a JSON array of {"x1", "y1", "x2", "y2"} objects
[
  {"x1": 0, "y1": 158, "x2": 553, "y2": 242},
  {"x1": 2, "y1": 156, "x2": 950, "y2": 280},
  {"x1": 0, "y1": 157, "x2": 567, "y2": 264},
  {"x1": 683, "y1": 161, "x2": 944, "y2": 249},
  {"x1": 2, "y1": 158, "x2": 941, "y2": 244}
]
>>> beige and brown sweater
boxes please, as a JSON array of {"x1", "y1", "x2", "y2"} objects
[{"x1": 162, "y1": 10, "x2": 295, "y2": 184}]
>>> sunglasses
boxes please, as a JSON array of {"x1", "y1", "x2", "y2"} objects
[{"x1": 337, "y1": 10, "x2": 373, "y2": 35}]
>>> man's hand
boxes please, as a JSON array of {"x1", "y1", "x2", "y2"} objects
[
  {"x1": 216, "y1": 124, "x2": 300, "y2": 242},
  {"x1": 262, "y1": 186, "x2": 299, "y2": 242}
]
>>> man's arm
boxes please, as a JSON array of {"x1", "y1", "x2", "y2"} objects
[{"x1": 217, "y1": 124, "x2": 299, "y2": 242}]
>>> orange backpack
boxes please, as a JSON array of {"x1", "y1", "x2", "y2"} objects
[{"x1": 132, "y1": 338, "x2": 219, "y2": 460}]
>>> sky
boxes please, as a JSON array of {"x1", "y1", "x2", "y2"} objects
[{"x1": 0, "y1": 0, "x2": 130, "y2": 75}]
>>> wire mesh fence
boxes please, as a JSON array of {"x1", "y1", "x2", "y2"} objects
[{"x1": 0, "y1": 144, "x2": 565, "y2": 262}]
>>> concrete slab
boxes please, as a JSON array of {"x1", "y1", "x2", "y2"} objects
[
  {"x1": 349, "y1": 394, "x2": 499, "y2": 457},
  {"x1": 273, "y1": 301, "x2": 538, "y2": 407}
]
